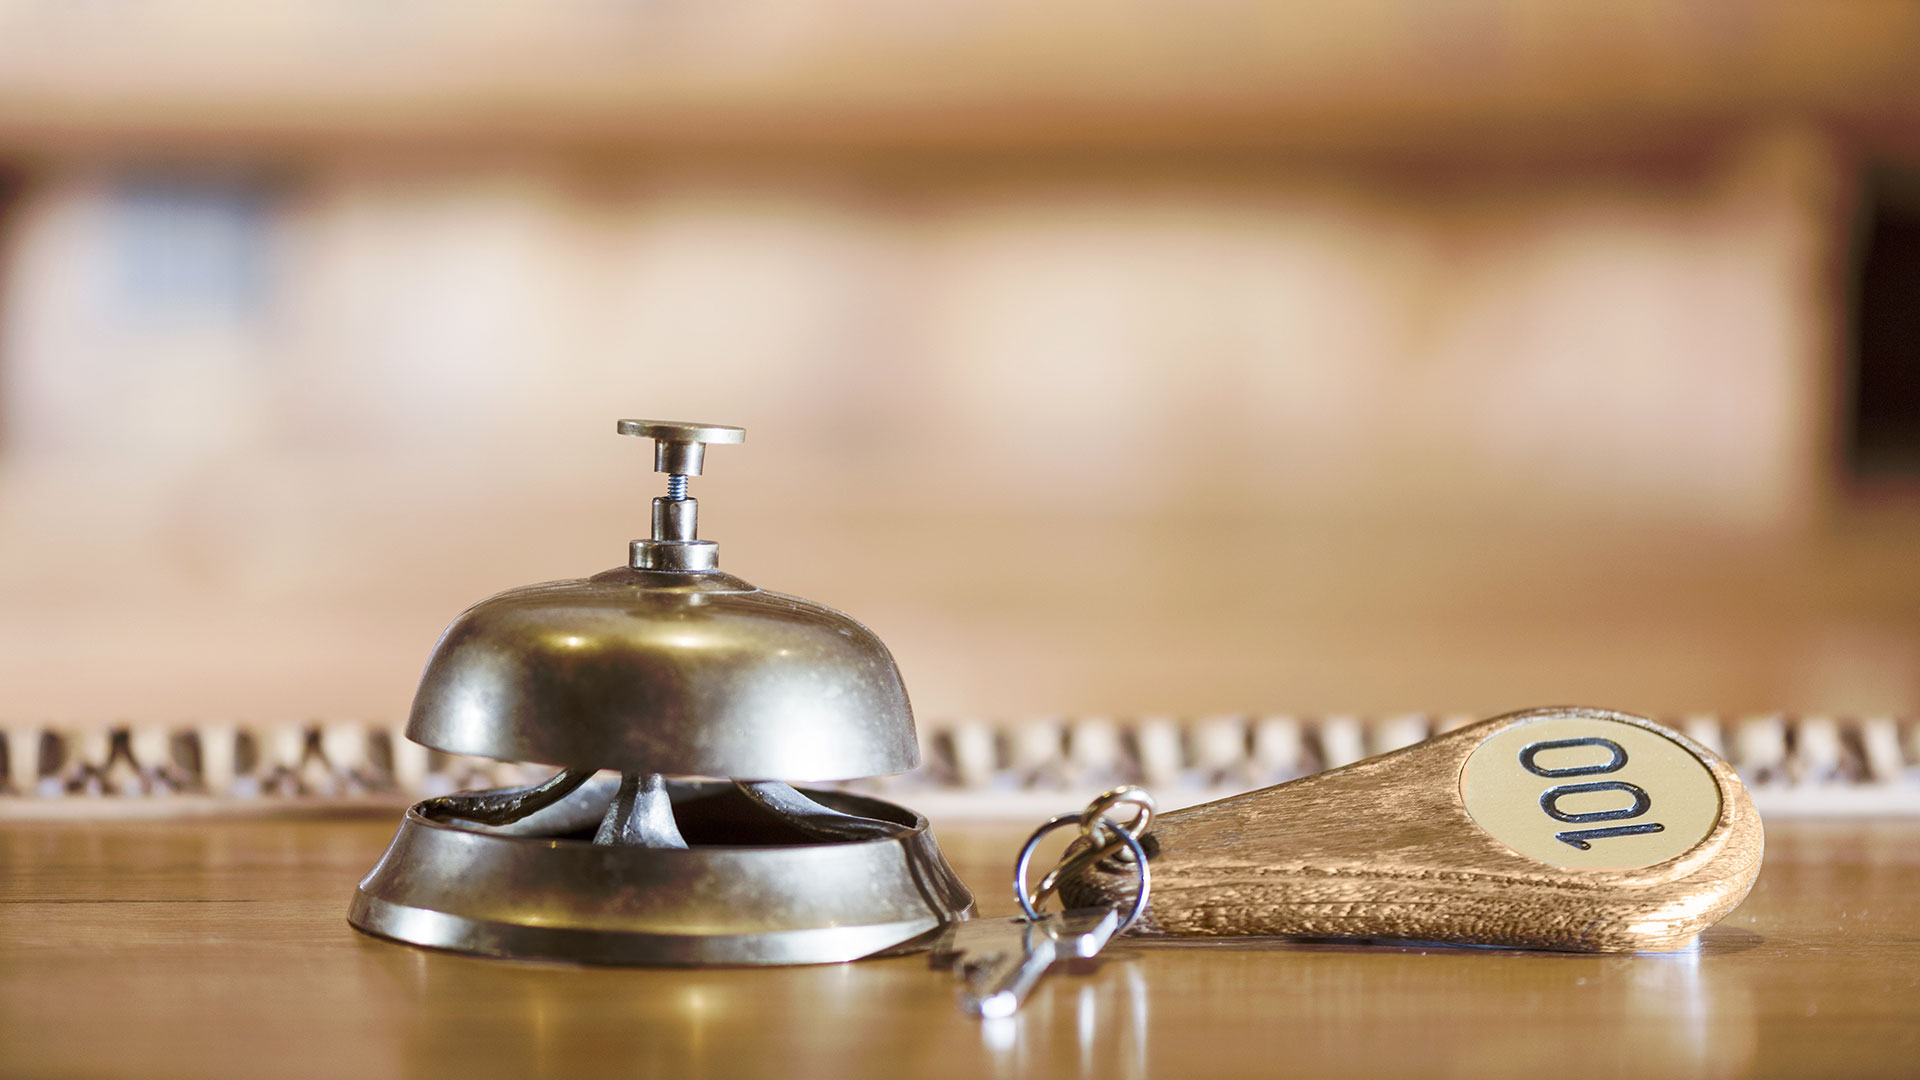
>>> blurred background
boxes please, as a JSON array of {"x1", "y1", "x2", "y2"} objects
[{"x1": 1, "y1": 0, "x2": 1918, "y2": 735}]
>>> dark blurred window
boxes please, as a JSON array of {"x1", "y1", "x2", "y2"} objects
[{"x1": 1851, "y1": 170, "x2": 1920, "y2": 478}]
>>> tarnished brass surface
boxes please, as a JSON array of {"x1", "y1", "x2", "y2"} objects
[
  {"x1": 405, "y1": 566, "x2": 918, "y2": 779},
  {"x1": 350, "y1": 783, "x2": 973, "y2": 965},
  {"x1": 405, "y1": 419, "x2": 919, "y2": 780},
  {"x1": 362, "y1": 418, "x2": 958, "y2": 967}
]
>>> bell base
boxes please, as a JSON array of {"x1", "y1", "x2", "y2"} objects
[
  {"x1": 348, "y1": 895, "x2": 945, "y2": 967},
  {"x1": 347, "y1": 784, "x2": 973, "y2": 966}
]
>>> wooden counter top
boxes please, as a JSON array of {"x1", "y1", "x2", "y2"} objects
[{"x1": 1, "y1": 816, "x2": 1915, "y2": 1078}]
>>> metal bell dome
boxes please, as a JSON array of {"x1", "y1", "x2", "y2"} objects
[
  {"x1": 403, "y1": 420, "x2": 917, "y2": 781},
  {"x1": 405, "y1": 567, "x2": 918, "y2": 781}
]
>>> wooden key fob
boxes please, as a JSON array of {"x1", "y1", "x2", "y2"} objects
[{"x1": 1060, "y1": 707, "x2": 1763, "y2": 951}]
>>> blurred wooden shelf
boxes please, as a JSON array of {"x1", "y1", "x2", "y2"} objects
[{"x1": 0, "y1": 1, "x2": 1916, "y2": 154}]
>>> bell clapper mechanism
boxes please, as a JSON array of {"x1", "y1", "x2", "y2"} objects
[{"x1": 348, "y1": 420, "x2": 973, "y2": 966}]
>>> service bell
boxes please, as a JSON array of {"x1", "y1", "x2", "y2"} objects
[{"x1": 348, "y1": 420, "x2": 973, "y2": 965}]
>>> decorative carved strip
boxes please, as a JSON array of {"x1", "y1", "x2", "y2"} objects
[{"x1": 2, "y1": 714, "x2": 1914, "y2": 818}]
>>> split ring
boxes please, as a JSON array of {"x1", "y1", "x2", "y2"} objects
[{"x1": 1013, "y1": 810, "x2": 1152, "y2": 934}]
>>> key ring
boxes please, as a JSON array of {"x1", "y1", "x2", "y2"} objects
[
  {"x1": 1012, "y1": 786, "x2": 1155, "y2": 933},
  {"x1": 1076, "y1": 786, "x2": 1155, "y2": 853},
  {"x1": 1034, "y1": 785, "x2": 1154, "y2": 905}
]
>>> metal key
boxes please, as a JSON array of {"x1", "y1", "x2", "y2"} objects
[
  {"x1": 931, "y1": 907, "x2": 1121, "y2": 1018},
  {"x1": 931, "y1": 787, "x2": 1152, "y2": 1018}
]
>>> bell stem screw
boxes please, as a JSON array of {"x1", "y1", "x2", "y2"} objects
[{"x1": 618, "y1": 419, "x2": 746, "y2": 572}]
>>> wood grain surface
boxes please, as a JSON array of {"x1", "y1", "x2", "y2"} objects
[
  {"x1": 1062, "y1": 709, "x2": 1764, "y2": 951},
  {"x1": 0, "y1": 815, "x2": 1914, "y2": 1079}
]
